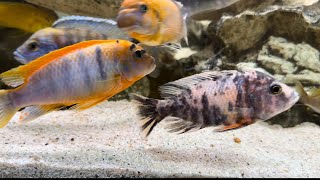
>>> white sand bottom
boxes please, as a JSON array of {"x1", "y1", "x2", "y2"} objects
[{"x1": 0, "y1": 100, "x2": 319, "y2": 177}]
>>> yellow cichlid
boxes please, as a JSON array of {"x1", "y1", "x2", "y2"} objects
[
  {"x1": 116, "y1": 0, "x2": 187, "y2": 47},
  {"x1": 295, "y1": 81, "x2": 320, "y2": 114},
  {"x1": 0, "y1": 2, "x2": 58, "y2": 32}
]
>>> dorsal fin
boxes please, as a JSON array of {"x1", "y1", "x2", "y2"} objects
[
  {"x1": 164, "y1": 117, "x2": 203, "y2": 134},
  {"x1": 18, "y1": 104, "x2": 65, "y2": 123},
  {"x1": 0, "y1": 40, "x2": 114, "y2": 86},
  {"x1": 52, "y1": 16, "x2": 130, "y2": 40},
  {"x1": 53, "y1": 15, "x2": 117, "y2": 28},
  {"x1": 159, "y1": 70, "x2": 238, "y2": 98},
  {"x1": 174, "y1": 0, "x2": 184, "y2": 8}
]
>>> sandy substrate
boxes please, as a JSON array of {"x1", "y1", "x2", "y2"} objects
[{"x1": 0, "y1": 100, "x2": 319, "y2": 178}]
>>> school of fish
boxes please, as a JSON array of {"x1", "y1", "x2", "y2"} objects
[{"x1": 0, "y1": 0, "x2": 305, "y2": 139}]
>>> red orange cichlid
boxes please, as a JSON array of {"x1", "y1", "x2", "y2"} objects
[
  {"x1": 0, "y1": 39, "x2": 155, "y2": 127},
  {"x1": 116, "y1": 0, "x2": 187, "y2": 47}
]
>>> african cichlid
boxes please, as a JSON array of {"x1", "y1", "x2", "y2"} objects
[
  {"x1": 131, "y1": 70, "x2": 299, "y2": 136},
  {"x1": 0, "y1": 40, "x2": 156, "y2": 128},
  {"x1": 14, "y1": 16, "x2": 131, "y2": 64},
  {"x1": 14, "y1": 27, "x2": 109, "y2": 64},
  {"x1": 295, "y1": 81, "x2": 320, "y2": 114},
  {"x1": 0, "y1": 2, "x2": 58, "y2": 32},
  {"x1": 52, "y1": 16, "x2": 129, "y2": 40},
  {"x1": 116, "y1": 0, "x2": 188, "y2": 47}
]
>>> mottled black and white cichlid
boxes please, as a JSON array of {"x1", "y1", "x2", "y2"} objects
[{"x1": 131, "y1": 70, "x2": 299, "y2": 136}]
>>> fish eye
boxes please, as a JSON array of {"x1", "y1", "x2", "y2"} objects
[
  {"x1": 134, "y1": 50, "x2": 145, "y2": 58},
  {"x1": 28, "y1": 41, "x2": 39, "y2": 51},
  {"x1": 270, "y1": 84, "x2": 282, "y2": 94},
  {"x1": 140, "y1": 4, "x2": 148, "y2": 13}
]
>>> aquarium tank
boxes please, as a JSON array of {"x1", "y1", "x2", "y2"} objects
[{"x1": 0, "y1": 0, "x2": 319, "y2": 178}]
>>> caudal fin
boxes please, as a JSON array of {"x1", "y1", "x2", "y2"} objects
[
  {"x1": 294, "y1": 81, "x2": 308, "y2": 103},
  {"x1": 130, "y1": 94, "x2": 163, "y2": 137},
  {"x1": 0, "y1": 90, "x2": 18, "y2": 128}
]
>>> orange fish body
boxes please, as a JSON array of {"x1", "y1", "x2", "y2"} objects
[
  {"x1": 0, "y1": 39, "x2": 155, "y2": 127},
  {"x1": 117, "y1": 0, "x2": 187, "y2": 46}
]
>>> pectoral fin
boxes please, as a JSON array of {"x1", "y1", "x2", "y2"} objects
[
  {"x1": 18, "y1": 104, "x2": 66, "y2": 123},
  {"x1": 215, "y1": 118, "x2": 256, "y2": 132},
  {"x1": 69, "y1": 96, "x2": 112, "y2": 111},
  {"x1": 70, "y1": 79, "x2": 121, "y2": 111}
]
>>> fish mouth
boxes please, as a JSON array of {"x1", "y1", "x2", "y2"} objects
[
  {"x1": 282, "y1": 91, "x2": 300, "y2": 113},
  {"x1": 13, "y1": 51, "x2": 27, "y2": 64},
  {"x1": 261, "y1": 91, "x2": 300, "y2": 121},
  {"x1": 116, "y1": 11, "x2": 142, "y2": 29}
]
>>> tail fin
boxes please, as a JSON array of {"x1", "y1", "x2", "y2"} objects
[
  {"x1": 294, "y1": 81, "x2": 309, "y2": 103},
  {"x1": 0, "y1": 90, "x2": 18, "y2": 128},
  {"x1": 130, "y1": 94, "x2": 163, "y2": 137}
]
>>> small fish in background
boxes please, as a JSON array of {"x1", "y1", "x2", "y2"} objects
[
  {"x1": 131, "y1": 70, "x2": 299, "y2": 136},
  {"x1": 0, "y1": 40, "x2": 156, "y2": 128},
  {"x1": 0, "y1": 2, "x2": 58, "y2": 33},
  {"x1": 52, "y1": 15, "x2": 130, "y2": 40},
  {"x1": 295, "y1": 81, "x2": 320, "y2": 114},
  {"x1": 116, "y1": 0, "x2": 188, "y2": 47},
  {"x1": 13, "y1": 27, "x2": 109, "y2": 64},
  {"x1": 14, "y1": 16, "x2": 132, "y2": 64}
]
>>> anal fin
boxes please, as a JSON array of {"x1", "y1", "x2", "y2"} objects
[
  {"x1": 215, "y1": 118, "x2": 256, "y2": 132},
  {"x1": 18, "y1": 104, "x2": 65, "y2": 123},
  {"x1": 70, "y1": 78, "x2": 121, "y2": 111},
  {"x1": 164, "y1": 118, "x2": 202, "y2": 134},
  {"x1": 69, "y1": 96, "x2": 111, "y2": 111}
]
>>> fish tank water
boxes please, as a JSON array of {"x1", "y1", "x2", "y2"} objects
[{"x1": 0, "y1": 0, "x2": 319, "y2": 178}]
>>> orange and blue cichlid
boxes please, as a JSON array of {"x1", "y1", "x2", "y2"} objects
[
  {"x1": 0, "y1": 39, "x2": 156, "y2": 128},
  {"x1": 116, "y1": 0, "x2": 187, "y2": 47},
  {"x1": 131, "y1": 70, "x2": 299, "y2": 136}
]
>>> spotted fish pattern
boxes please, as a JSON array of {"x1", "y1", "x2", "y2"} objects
[{"x1": 132, "y1": 70, "x2": 299, "y2": 136}]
